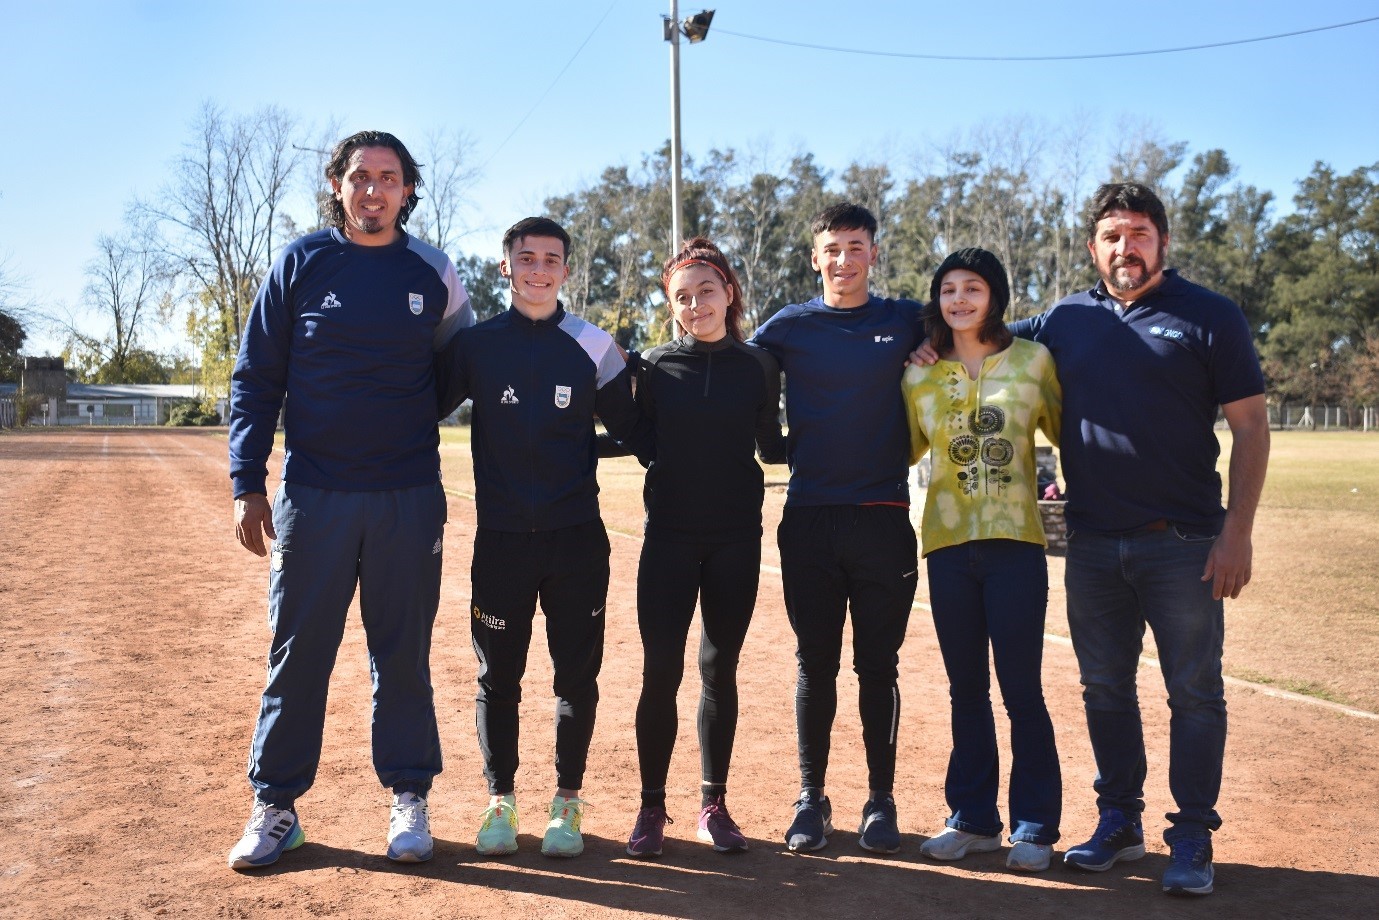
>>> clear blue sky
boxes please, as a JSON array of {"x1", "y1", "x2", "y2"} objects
[{"x1": 5, "y1": 0, "x2": 1379, "y2": 355}]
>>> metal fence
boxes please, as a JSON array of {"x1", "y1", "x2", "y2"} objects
[
  {"x1": 1270, "y1": 405, "x2": 1379, "y2": 431},
  {"x1": 0, "y1": 397, "x2": 14, "y2": 428}
]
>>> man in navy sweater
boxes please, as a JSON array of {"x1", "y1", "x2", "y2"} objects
[
  {"x1": 435, "y1": 217, "x2": 640, "y2": 859},
  {"x1": 750, "y1": 203, "x2": 924, "y2": 854},
  {"x1": 227, "y1": 131, "x2": 472, "y2": 869}
]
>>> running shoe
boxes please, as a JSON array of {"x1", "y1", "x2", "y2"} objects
[
  {"x1": 857, "y1": 793, "x2": 901, "y2": 854},
  {"x1": 627, "y1": 805, "x2": 670, "y2": 858},
  {"x1": 1007, "y1": 841, "x2": 1053, "y2": 871},
  {"x1": 541, "y1": 796, "x2": 587, "y2": 858},
  {"x1": 228, "y1": 800, "x2": 305, "y2": 870},
  {"x1": 1063, "y1": 808, "x2": 1146, "y2": 872},
  {"x1": 1162, "y1": 834, "x2": 1214, "y2": 896},
  {"x1": 698, "y1": 796, "x2": 747, "y2": 853},
  {"x1": 476, "y1": 793, "x2": 519, "y2": 856},
  {"x1": 919, "y1": 827, "x2": 1002, "y2": 861},
  {"x1": 386, "y1": 791, "x2": 433, "y2": 863},
  {"x1": 784, "y1": 788, "x2": 832, "y2": 852}
]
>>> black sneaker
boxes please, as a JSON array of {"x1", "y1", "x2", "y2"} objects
[
  {"x1": 857, "y1": 793, "x2": 900, "y2": 854},
  {"x1": 1162, "y1": 835, "x2": 1214, "y2": 896},
  {"x1": 785, "y1": 788, "x2": 832, "y2": 852},
  {"x1": 1063, "y1": 808, "x2": 1146, "y2": 872}
]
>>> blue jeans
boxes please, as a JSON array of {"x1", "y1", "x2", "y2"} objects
[
  {"x1": 1065, "y1": 525, "x2": 1225, "y2": 842},
  {"x1": 926, "y1": 539, "x2": 1060, "y2": 845}
]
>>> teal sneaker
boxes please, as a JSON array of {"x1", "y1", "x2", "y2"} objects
[
  {"x1": 541, "y1": 796, "x2": 587, "y2": 858},
  {"x1": 476, "y1": 794, "x2": 519, "y2": 856}
]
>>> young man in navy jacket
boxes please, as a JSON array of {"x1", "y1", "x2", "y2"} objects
[
  {"x1": 750, "y1": 203, "x2": 924, "y2": 854},
  {"x1": 435, "y1": 217, "x2": 639, "y2": 858}
]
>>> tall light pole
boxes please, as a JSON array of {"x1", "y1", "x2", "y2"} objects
[{"x1": 664, "y1": 5, "x2": 714, "y2": 255}]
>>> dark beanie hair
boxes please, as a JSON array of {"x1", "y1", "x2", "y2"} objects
[{"x1": 929, "y1": 247, "x2": 1010, "y2": 317}]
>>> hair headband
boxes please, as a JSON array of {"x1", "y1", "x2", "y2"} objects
[{"x1": 665, "y1": 257, "x2": 729, "y2": 297}]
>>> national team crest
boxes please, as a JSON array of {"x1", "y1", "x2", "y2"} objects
[
  {"x1": 554, "y1": 385, "x2": 572, "y2": 409},
  {"x1": 408, "y1": 293, "x2": 423, "y2": 315}
]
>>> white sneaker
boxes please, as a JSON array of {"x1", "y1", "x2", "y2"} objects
[
  {"x1": 1007, "y1": 840, "x2": 1053, "y2": 871},
  {"x1": 228, "y1": 801, "x2": 305, "y2": 869},
  {"x1": 919, "y1": 827, "x2": 1002, "y2": 861},
  {"x1": 387, "y1": 792, "x2": 433, "y2": 863}
]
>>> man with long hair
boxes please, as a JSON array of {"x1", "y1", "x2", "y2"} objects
[{"x1": 227, "y1": 130, "x2": 473, "y2": 869}]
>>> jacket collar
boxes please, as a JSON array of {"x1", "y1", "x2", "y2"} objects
[
  {"x1": 676, "y1": 333, "x2": 735, "y2": 353},
  {"x1": 508, "y1": 301, "x2": 567, "y2": 327}
]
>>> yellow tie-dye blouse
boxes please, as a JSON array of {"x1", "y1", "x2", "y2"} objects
[{"x1": 901, "y1": 337, "x2": 1061, "y2": 557}]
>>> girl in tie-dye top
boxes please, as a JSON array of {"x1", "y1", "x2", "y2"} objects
[{"x1": 901, "y1": 248, "x2": 1064, "y2": 872}]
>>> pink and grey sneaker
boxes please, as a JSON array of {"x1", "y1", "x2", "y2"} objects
[
  {"x1": 697, "y1": 796, "x2": 748, "y2": 853},
  {"x1": 627, "y1": 806, "x2": 671, "y2": 858}
]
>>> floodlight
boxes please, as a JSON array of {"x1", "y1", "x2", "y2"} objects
[{"x1": 682, "y1": 10, "x2": 714, "y2": 43}]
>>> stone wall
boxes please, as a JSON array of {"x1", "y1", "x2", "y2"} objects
[{"x1": 1039, "y1": 500, "x2": 1067, "y2": 554}]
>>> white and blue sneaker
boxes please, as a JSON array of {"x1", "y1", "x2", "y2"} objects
[
  {"x1": 228, "y1": 801, "x2": 305, "y2": 870},
  {"x1": 387, "y1": 791, "x2": 434, "y2": 863}
]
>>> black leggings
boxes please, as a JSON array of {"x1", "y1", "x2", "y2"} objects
[{"x1": 635, "y1": 536, "x2": 761, "y2": 792}]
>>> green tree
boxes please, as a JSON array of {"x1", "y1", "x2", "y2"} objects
[
  {"x1": 0, "y1": 256, "x2": 28, "y2": 382},
  {"x1": 0, "y1": 310, "x2": 24, "y2": 382},
  {"x1": 700, "y1": 148, "x2": 828, "y2": 330},
  {"x1": 1261, "y1": 161, "x2": 1379, "y2": 402},
  {"x1": 454, "y1": 254, "x2": 507, "y2": 322},
  {"x1": 1170, "y1": 150, "x2": 1275, "y2": 331}
]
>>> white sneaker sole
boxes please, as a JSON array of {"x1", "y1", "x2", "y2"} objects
[
  {"x1": 920, "y1": 834, "x2": 1002, "y2": 861},
  {"x1": 1065, "y1": 843, "x2": 1146, "y2": 872}
]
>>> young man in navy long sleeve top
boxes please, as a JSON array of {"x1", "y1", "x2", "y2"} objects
[
  {"x1": 749, "y1": 203, "x2": 924, "y2": 854},
  {"x1": 434, "y1": 217, "x2": 640, "y2": 859},
  {"x1": 227, "y1": 132, "x2": 473, "y2": 870}
]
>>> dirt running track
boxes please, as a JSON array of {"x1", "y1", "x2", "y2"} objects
[{"x1": 2, "y1": 428, "x2": 1377, "y2": 920}]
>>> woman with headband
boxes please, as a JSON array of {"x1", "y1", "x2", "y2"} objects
[
  {"x1": 608, "y1": 237, "x2": 787, "y2": 858},
  {"x1": 902, "y1": 247, "x2": 1063, "y2": 872}
]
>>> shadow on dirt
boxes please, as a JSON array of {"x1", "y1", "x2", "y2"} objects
[{"x1": 253, "y1": 830, "x2": 1378, "y2": 920}]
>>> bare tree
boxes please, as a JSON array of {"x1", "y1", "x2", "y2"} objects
[
  {"x1": 1043, "y1": 110, "x2": 1098, "y2": 302},
  {"x1": 60, "y1": 226, "x2": 173, "y2": 383},
  {"x1": 409, "y1": 128, "x2": 481, "y2": 256},
  {"x1": 139, "y1": 102, "x2": 304, "y2": 359},
  {"x1": 1108, "y1": 119, "x2": 1187, "y2": 192}
]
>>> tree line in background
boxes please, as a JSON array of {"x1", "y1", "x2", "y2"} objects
[{"x1": 2, "y1": 104, "x2": 1376, "y2": 412}]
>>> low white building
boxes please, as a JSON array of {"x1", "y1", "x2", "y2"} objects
[{"x1": 1, "y1": 378, "x2": 227, "y2": 427}]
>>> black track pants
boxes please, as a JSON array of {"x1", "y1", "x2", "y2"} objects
[
  {"x1": 777, "y1": 504, "x2": 918, "y2": 793},
  {"x1": 470, "y1": 520, "x2": 611, "y2": 794}
]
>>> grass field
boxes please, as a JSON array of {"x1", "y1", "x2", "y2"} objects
[{"x1": 440, "y1": 425, "x2": 1379, "y2": 712}]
